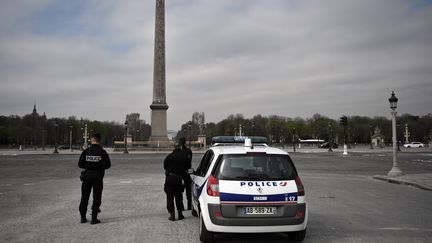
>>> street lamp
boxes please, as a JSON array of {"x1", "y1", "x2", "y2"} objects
[
  {"x1": 188, "y1": 121, "x2": 192, "y2": 148},
  {"x1": 80, "y1": 127, "x2": 84, "y2": 151},
  {"x1": 292, "y1": 127, "x2": 296, "y2": 153},
  {"x1": 69, "y1": 125, "x2": 73, "y2": 152},
  {"x1": 123, "y1": 121, "x2": 129, "y2": 154},
  {"x1": 83, "y1": 123, "x2": 88, "y2": 149},
  {"x1": 387, "y1": 91, "x2": 402, "y2": 177},
  {"x1": 53, "y1": 121, "x2": 59, "y2": 154},
  {"x1": 328, "y1": 124, "x2": 333, "y2": 152},
  {"x1": 42, "y1": 129, "x2": 46, "y2": 151},
  {"x1": 340, "y1": 116, "x2": 348, "y2": 155},
  {"x1": 396, "y1": 123, "x2": 401, "y2": 152},
  {"x1": 347, "y1": 128, "x2": 352, "y2": 149},
  {"x1": 251, "y1": 121, "x2": 256, "y2": 135}
]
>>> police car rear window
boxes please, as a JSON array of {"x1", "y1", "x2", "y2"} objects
[{"x1": 213, "y1": 154, "x2": 296, "y2": 181}]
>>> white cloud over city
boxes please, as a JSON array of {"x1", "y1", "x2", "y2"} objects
[{"x1": 1, "y1": 0, "x2": 431, "y2": 130}]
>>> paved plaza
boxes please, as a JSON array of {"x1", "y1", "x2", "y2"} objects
[{"x1": 0, "y1": 149, "x2": 431, "y2": 242}]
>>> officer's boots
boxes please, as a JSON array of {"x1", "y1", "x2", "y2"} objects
[
  {"x1": 178, "y1": 210, "x2": 185, "y2": 220},
  {"x1": 80, "y1": 214, "x2": 88, "y2": 223},
  {"x1": 168, "y1": 212, "x2": 175, "y2": 221},
  {"x1": 91, "y1": 212, "x2": 101, "y2": 225}
]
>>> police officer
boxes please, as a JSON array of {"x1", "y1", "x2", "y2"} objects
[
  {"x1": 78, "y1": 133, "x2": 111, "y2": 224},
  {"x1": 179, "y1": 137, "x2": 193, "y2": 210},
  {"x1": 164, "y1": 143, "x2": 188, "y2": 221}
]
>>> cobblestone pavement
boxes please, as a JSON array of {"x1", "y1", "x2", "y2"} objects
[{"x1": 0, "y1": 152, "x2": 431, "y2": 243}]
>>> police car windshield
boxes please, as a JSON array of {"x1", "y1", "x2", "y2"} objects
[{"x1": 214, "y1": 154, "x2": 296, "y2": 181}]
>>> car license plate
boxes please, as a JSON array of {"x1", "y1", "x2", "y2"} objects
[{"x1": 243, "y1": 207, "x2": 276, "y2": 215}]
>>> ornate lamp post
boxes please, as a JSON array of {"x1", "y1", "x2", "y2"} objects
[
  {"x1": 83, "y1": 123, "x2": 88, "y2": 149},
  {"x1": 69, "y1": 125, "x2": 73, "y2": 152},
  {"x1": 123, "y1": 121, "x2": 129, "y2": 154},
  {"x1": 251, "y1": 121, "x2": 256, "y2": 135},
  {"x1": 404, "y1": 124, "x2": 410, "y2": 144},
  {"x1": 340, "y1": 116, "x2": 348, "y2": 155},
  {"x1": 396, "y1": 123, "x2": 401, "y2": 152},
  {"x1": 42, "y1": 129, "x2": 46, "y2": 151},
  {"x1": 80, "y1": 127, "x2": 84, "y2": 151},
  {"x1": 53, "y1": 121, "x2": 59, "y2": 154},
  {"x1": 347, "y1": 128, "x2": 352, "y2": 149},
  {"x1": 188, "y1": 121, "x2": 192, "y2": 148},
  {"x1": 292, "y1": 127, "x2": 296, "y2": 153},
  {"x1": 328, "y1": 124, "x2": 333, "y2": 152},
  {"x1": 387, "y1": 91, "x2": 403, "y2": 177}
]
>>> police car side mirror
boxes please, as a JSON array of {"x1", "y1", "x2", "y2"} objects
[{"x1": 187, "y1": 168, "x2": 195, "y2": 174}]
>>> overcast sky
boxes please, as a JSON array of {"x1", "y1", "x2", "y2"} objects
[{"x1": 1, "y1": 0, "x2": 431, "y2": 130}]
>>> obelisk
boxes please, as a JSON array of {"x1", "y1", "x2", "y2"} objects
[{"x1": 149, "y1": 0, "x2": 170, "y2": 145}]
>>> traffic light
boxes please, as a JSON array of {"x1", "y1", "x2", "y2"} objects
[{"x1": 340, "y1": 116, "x2": 348, "y2": 126}]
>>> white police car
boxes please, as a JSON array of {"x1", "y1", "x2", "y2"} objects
[{"x1": 189, "y1": 136, "x2": 307, "y2": 242}]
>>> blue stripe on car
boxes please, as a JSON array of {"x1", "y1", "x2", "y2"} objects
[{"x1": 220, "y1": 192, "x2": 298, "y2": 202}]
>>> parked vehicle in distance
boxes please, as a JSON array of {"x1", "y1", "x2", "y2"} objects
[
  {"x1": 58, "y1": 145, "x2": 81, "y2": 150},
  {"x1": 403, "y1": 142, "x2": 424, "y2": 148},
  {"x1": 319, "y1": 142, "x2": 338, "y2": 149}
]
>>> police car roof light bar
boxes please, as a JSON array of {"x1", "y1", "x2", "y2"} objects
[{"x1": 211, "y1": 136, "x2": 267, "y2": 145}]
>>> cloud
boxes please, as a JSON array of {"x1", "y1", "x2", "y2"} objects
[{"x1": 0, "y1": 0, "x2": 431, "y2": 130}]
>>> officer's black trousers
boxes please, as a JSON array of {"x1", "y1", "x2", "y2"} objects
[
  {"x1": 166, "y1": 192, "x2": 183, "y2": 213},
  {"x1": 79, "y1": 171, "x2": 103, "y2": 215},
  {"x1": 183, "y1": 174, "x2": 192, "y2": 203},
  {"x1": 164, "y1": 174, "x2": 183, "y2": 213}
]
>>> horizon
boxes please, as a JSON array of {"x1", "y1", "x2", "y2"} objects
[{"x1": 2, "y1": 103, "x2": 430, "y2": 130}]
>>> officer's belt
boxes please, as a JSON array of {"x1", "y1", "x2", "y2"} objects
[{"x1": 168, "y1": 172, "x2": 182, "y2": 177}]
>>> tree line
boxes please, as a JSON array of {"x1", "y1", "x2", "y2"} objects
[
  {"x1": 176, "y1": 113, "x2": 432, "y2": 146},
  {"x1": 0, "y1": 111, "x2": 151, "y2": 148},
  {"x1": 1, "y1": 110, "x2": 431, "y2": 148}
]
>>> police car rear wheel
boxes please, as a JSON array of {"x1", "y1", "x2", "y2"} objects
[
  {"x1": 192, "y1": 207, "x2": 198, "y2": 217},
  {"x1": 199, "y1": 213, "x2": 214, "y2": 243},
  {"x1": 287, "y1": 228, "x2": 306, "y2": 242}
]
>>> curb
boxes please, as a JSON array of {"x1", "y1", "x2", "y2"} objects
[{"x1": 373, "y1": 175, "x2": 432, "y2": 191}]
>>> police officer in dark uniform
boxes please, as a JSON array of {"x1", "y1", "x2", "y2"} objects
[
  {"x1": 78, "y1": 133, "x2": 111, "y2": 224},
  {"x1": 179, "y1": 137, "x2": 193, "y2": 210},
  {"x1": 164, "y1": 143, "x2": 188, "y2": 221}
]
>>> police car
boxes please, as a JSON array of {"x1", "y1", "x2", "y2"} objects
[{"x1": 189, "y1": 136, "x2": 307, "y2": 242}]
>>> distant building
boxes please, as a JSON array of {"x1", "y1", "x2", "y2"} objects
[
  {"x1": 192, "y1": 112, "x2": 205, "y2": 134},
  {"x1": 371, "y1": 127, "x2": 385, "y2": 148},
  {"x1": 167, "y1": 130, "x2": 178, "y2": 140}
]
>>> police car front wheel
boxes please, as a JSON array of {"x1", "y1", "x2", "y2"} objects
[{"x1": 199, "y1": 213, "x2": 214, "y2": 243}]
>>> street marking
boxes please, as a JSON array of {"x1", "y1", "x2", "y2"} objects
[
  {"x1": 23, "y1": 183, "x2": 34, "y2": 186},
  {"x1": 120, "y1": 180, "x2": 133, "y2": 184}
]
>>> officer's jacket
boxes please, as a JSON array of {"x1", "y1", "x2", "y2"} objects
[
  {"x1": 181, "y1": 146, "x2": 193, "y2": 169},
  {"x1": 164, "y1": 148, "x2": 188, "y2": 176},
  {"x1": 78, "y1": 144, "x2": 111, "y2": 172}
]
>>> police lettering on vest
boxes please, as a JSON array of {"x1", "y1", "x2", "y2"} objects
[{"x1": 86, "y1": 155, "x2": 101, "y2": 162}]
